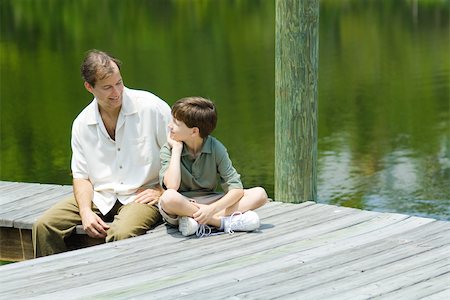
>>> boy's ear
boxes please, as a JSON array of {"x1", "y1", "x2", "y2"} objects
[{"x1": 192, "y1": 127, "x2": 200, "y2": 136}]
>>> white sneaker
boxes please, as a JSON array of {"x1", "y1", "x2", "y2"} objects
[
  {"x1": 179, "y1": 216, "x2": 199, "y2": 236},
  {"x1": 223, "y1": 211, "x2": 260, "y2": 234}
]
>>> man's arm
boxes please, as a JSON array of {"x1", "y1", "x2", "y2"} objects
[
  {"x1": 73, "y1": 178, "x2": 109, "y2": 238},
  {"x1": 134, "y1": 102, "x2": 171, "y2": 205}
]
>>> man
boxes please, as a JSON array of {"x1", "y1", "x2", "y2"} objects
[{"x1": 33, "y1": 49, "x2": 171, "y2": 257}]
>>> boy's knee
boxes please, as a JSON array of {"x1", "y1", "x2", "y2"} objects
[
  {"x1": 160, "y1": 189, "x2": 181, "y2": 208},
  {"x1": 254, "y1": 187, "x2": 269, "y2": 205}
]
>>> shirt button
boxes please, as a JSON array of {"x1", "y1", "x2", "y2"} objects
[
  {"x1": 119, "y1": 165, "x2": 123, "y2": 169},
  {"x1": 117, "y1": 148, "x2": 121, "y2": 151}
]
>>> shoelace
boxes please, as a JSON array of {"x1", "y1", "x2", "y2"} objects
[
  {"x1": 196, "y1": 224, "x2": 212, "y2": 238},
  {"x1": 195, "y1": 211, "x2": 247, "y2": 238},
  {"x1": 195, "y1": 224, "x2": 227, "y2": 238},
  {"x1": 226, "y1": 211, "x2": 243, "y2": 234}
]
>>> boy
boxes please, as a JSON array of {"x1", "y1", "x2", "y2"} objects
[{"x1": 159, "y1": 97, "x2": 268, "y2": 237}]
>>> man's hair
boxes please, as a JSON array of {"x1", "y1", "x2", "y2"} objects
[
  {"x1": 172, "y1": 97, "x2": 217, "y2": 138},
  {"x1": 80, "y1": 49, "x2": 121, "y2": 87}
]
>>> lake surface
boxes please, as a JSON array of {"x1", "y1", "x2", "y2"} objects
[{"x1": 1, "y1": 0, "x2": 449, "y2": 220}]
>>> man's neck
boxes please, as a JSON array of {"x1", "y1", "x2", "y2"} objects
[{"x1": 99, "y1": 106, "x2": 121, "y2": 140}]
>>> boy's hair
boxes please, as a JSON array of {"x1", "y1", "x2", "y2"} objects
[
  {"x1": 172, "y1": 97, "x2": 217, "y2": 138},
  {"x1": 80, "y1": 49, "x2": 121, "y2": 87}
]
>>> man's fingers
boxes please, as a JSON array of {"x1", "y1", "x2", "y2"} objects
[
  {"x1": 85, "y1": 218, "x2": 109, "y2": 238},
  {"x1": 98, "y1": 219, "x2": 110, "y2": 229},
  {"x1": 92, "y1": 222, "x2": 107, "y2": 234},
  {"x1": 86, "y1": 226, "x2": 106, "y2": 238},
  {"x1": 147, "y1": 198, "x2": 159, "y2": 206},
  {"x1": 135, "y1": 190, "x2": 159, "y2": 203}
]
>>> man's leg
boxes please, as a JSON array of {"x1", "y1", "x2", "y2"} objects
[
  {"x1": 32, "y1": 195, "x2": 82, "y2": 258},
  {"x1": 105, "y1": 203, "x2": 161, "y2": 242}
]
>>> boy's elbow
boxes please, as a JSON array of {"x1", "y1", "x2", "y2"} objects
[
  {"x1": 164, "y1": 181, "x2": 179, "y2": 191},
  {"x1": 165, "y1": 184, "x2": 179, "y2": 190}
]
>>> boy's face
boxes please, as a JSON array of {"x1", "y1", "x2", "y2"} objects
[{"x1": 168, "y1": 117, "x2": 197, "y2": 142}]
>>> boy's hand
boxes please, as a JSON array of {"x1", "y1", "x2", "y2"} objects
[
  {"x1": 193, "y1": 204, "x2": 216, "y2": 224},
  {"x1": 167, "y1": 134, "x2": 183, "y2": 151}
]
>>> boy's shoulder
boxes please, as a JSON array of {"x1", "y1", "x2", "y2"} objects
[{"x1": 204, "y1": 135, "x2": 229, "y2": 156}]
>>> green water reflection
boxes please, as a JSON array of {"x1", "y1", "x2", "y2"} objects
[{"x1": 1, "y1": 0, "x2": 449, "y2": 220}]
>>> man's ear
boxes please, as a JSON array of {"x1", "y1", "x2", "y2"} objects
[{"x1": 84, "y1": 81, "x2": 94, "y2": 93}]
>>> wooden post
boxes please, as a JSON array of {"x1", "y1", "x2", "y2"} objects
[{"x1": 275, "y1": 0, "x2": 319, "y2": 203}]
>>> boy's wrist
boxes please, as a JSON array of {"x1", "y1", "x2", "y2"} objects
[{"x1": 172, "y1": 143, "x2": 183, "y2": 154}]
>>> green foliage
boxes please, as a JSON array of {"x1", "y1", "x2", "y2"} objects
[{"x1": 0, "y1": 0, "x2": 448, "y2": 218}]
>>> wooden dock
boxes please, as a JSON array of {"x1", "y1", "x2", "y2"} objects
[
  {"x1": 0, "y1": 181, "x2": 103, "y2": 261},
  {"x1": 1, "y1": 181, "x2": 449, "y2": 299}
]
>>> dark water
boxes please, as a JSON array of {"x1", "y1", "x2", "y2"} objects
[{"x1": 1, "y1": 0, "x2": 449, "y2": 220}]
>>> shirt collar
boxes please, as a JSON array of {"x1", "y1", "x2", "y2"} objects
[
  {"x1": 85, "y1": 87, "x2": 136, "y2": 125},
  {"x1": 181, "y1": 135, "x2": 213, "y2": 156}
]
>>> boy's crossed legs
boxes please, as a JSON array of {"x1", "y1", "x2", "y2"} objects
[{"x1": 159, "y1": 187, "x2": 267, "y2": 236}]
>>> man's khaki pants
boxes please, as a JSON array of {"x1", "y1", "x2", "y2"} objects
[{"x1": 32, "y1": 196, "x2": 161, "y2": 257}]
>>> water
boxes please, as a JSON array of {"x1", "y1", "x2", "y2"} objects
[{"x1": 1, "y1": 0, "x2": 449, "y2": 220}]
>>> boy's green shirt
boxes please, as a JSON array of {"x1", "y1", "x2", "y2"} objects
[{"x1": 159, "y1": 135, "x2": 243, "y2": 197}]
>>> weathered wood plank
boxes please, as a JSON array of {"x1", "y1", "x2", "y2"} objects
[
  {"x1": 421, "y1": 288, "x2": 450, "y2": 300},
  {"x1": 0, "y1": 228, "x2": 33, "y2": 261},
  {"x1": 314, "y1": 256, "x2": 450, "y2": 300},
  {"x1": 150, "y1": 221, "x2": 450, "y2": 299},
  {"x1": 0, "y1": 185, "x2": 72, "y2": 212},
  {"x1": 148, "y1": 217, "x2": 440, "y2": 298},
  {"x1": 366, "y1": 269, "x2": 450, "y2": 299},
  {"x1": 0, "y1": 181, "x2": 22, "y2": 190},
  {"x1": 0, "y1": 188, "x2": 72, "y2": 228},
  {"x1": 0, "y1": 181, "x2": 449, "y2": 300},
  {"x1": 0, "y1": 208, "x2": 408, "y2": 297},
  {"x1": 0, "y1": 183, "x2": 61, "y2": 205},
  {"x1": 11, "y1": 192, "x2": 73, "y2": 229}
]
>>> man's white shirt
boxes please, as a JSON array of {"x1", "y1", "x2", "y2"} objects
[{"x1": 71, "y1": 87, "x2": 171, "y2": 215}]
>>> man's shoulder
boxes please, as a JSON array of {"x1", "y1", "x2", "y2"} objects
[
  {"x1": 72, "y1": 100, "x2": 96, "y2": 127},
  {"x1": 125, "y1": 87, "x2": 169, "y2": 111}
]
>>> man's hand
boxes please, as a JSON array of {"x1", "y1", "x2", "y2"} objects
[
  {"x1": 134, "y1": 187, "x2": 163, "y2": 205},
  {"x1": 80, "y1": 208, "x2": 110, "y2": 238}
]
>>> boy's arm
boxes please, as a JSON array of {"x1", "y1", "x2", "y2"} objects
[
  {"x1": 193, "y1": 139, "x2": 245, "y2": 224},
  {"x1": 193, "y1": 188, "x2": 244, "y2": 224},
  {"x1": 163, "y1": 137, "x2": 183, "y2": 190}
]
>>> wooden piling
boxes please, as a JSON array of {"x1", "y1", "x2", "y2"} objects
[{"x1": 275, "y1": 0, "x2": 319, "y2": 203}]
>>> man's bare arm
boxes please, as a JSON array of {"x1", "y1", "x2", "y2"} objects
[{"x1": 73, "y1": 178, "x2": 109, "y2": 238}]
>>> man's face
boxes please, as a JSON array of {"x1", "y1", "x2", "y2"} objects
[{"x1": 85, "y1": 62, "x2": 124, "y2": 111}]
